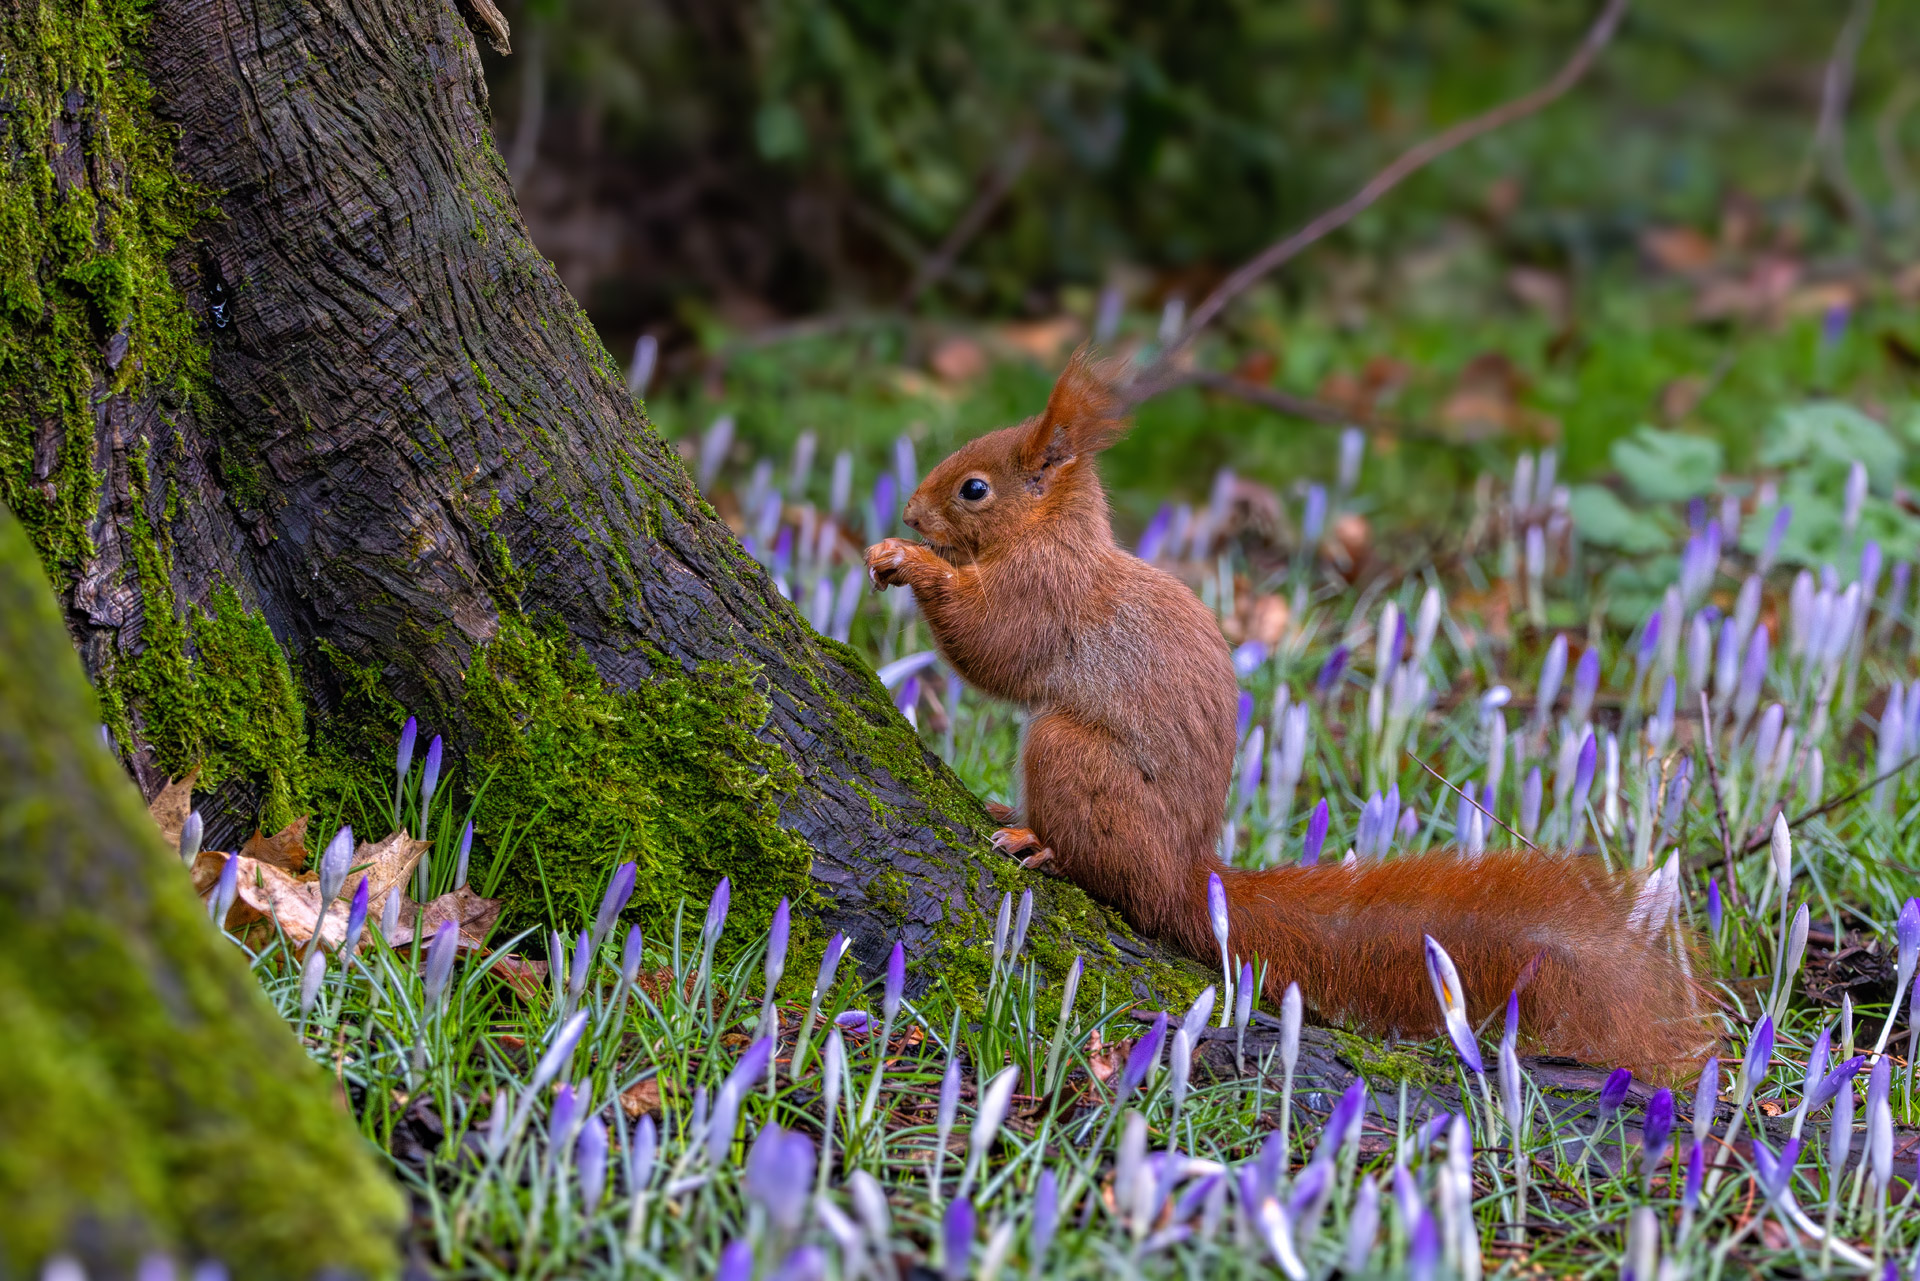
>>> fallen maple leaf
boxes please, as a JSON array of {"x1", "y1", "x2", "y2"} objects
[
  {"x1": 241, "y1": 815, "x2": 309, "y2": 872},
  {"x1": 488, "y1": 954, "x2": 549, "y2": 1002},
  {"x1": 147, "y1": 768, "x2": 199, "y2": 854},
  {"x1": 195, "y1": 829, "x2": 427, "y2": 949}
]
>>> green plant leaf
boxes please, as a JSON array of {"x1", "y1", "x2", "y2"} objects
[{"x1": 1609, "y1": 426, "x2": 1724, "y2": 503}]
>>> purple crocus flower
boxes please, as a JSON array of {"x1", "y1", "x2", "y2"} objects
[
  {"x1": 1316, "y1": 645, "x2": 1349, "y2": 693},
  {"x1": 342, "y1": 878, "x2": 370, "y2": 956},
  {"x1": 1823, "y1": 302, "x2": 1851, "y2": 347},
  {"x1": 1571, "y1": 732, "x2": 1597, "y2": 813},
  {"x1": 1137, "y1": 504, "x2": 1173, "y2": 561},
  {"x1": 1519, "y1": 768, "x2": 1543, "y2": 838},
  {"x1": 395, "y1": 716, "x2": 418, "y2": 789},
  {"x1": 621, "y1": 924, "x2": 645, "y2": 986},
  {"x1": 1740, "y1": 1016, "x2": 1775, "y2": 1103},
  {"x1": 1706, "y1": 879, "x2": 1723, "y2": 938},
  {"x1": 1233, "y1": 641, "x2": 1269, "y2": 678},
  {"x1": 704, "y1": 877, "x2": 732, "y2": 944},
  {"x1": 1536, "y1": 634, "x2": 1568, "y2": 720},
  {"x1": 1208, "y1": 874, "x2": 1229, "y2": 952},
  {"x1": 179, "y1": 810, "x2": 204, "y2": 865},
  {"x1": 423, "y1": 920, "x2": 460, "y2": 1008},
  {"x1": 577, "y1": 1113, "x2": 608, "y2": 1207},
  {"x1": 1641, "y1": 1088, "x2": 1674, "y2": 1175},
  {"x1": 871, "y1": 473, "x2": 898, "y2": 533},
  {"x1": 894, "y1": 675, "x2": 920, "y2": 722},
  {"x1": 1682, "y1": 1140, "x2": 1704, "y2": 1210},
  {"x1": 1422, "y1": 935, "x2": 1484, "y2": 1074},
  {"x1": 715, "y1": 1240, "x2": 754, "y2": 1281},
  {"x1": 568, "y1": 929, "x2": 591, "y2": 1002},
  {"x1": 1691, "y1": 1057, "x2": 1720, "y2": 1144},
  {"x1": 1303, "y1": 798, "x2": 1329, "y2": 864},
  {"x1": 1752, "y1": 1136, "x2": 1803, "y2": 1205},
  {"x1": 591, "y1": 861, "x2": 638, "y2": 952},
  {"x1": 1761, "y1": 505, "x2": 1792, "y2": 572},
  {"x1": 210, "y1": 853, "x2": 239, "y2": 927},
  {"x1": 1596, "y1": 1068, "x2": 1633, "y2": 1124},
  {"x1": 420, "y1": 735, "x2": 444, "y2": 816},
  {"x1": 530, "y1": 1010, "x2": 589, "y2": 1093},
  {"x1": 883, "y1": 941, "x2": 906, "y2": 1024},
  {"x1": 765, "y1": 896, "x2": 792, "y2": 991},
  {"x1": 941, "y1": 1196, "x2": 974, "y2": 1281},
  {"x1": 1031, "y1": 1168, "x2": 1059, "y2": 1263},
  {"x1": 454, "y1": 820, "x2": 473, "y2": 890},
  {"x1": 1809, "y1": 1056, "x2": 1866, "y2": 1112},
  {"x1": 1302, "y1": 485, "x2": 1329, "y2": 544},
  {"x1": 745, "y1": 1123, "x2": 814, "y2": 1232},
  {"x1": 1407, "y1": 1207, "x2": 1441, "y2": 1281},
  {"x1": 317, "y1": 824, "x2": 354, "y2": 913},
  {"x1": 1236, "y1": 691, "x2": 1255, "y2": 740},
  {"x1": 548, "y1": 1082, "x2": 580, "y2": 1151},
  {"x1": 834, "y1": 1009, "x2": 871, "y2": 1035},
  {"x1": 1571, "y1": 647, "x2": 1600, "y2": 724},
  {"x1": 1117, "y1": 1012, "x2": 1168, "y2": 1106},
  {"x1": 1639, "y1": 611, "x2": 1662, "y2": 664}
]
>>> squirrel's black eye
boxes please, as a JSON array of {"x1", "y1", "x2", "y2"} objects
[{"x1": 960, "y1": 477, "x2": 990, "y2": 501}]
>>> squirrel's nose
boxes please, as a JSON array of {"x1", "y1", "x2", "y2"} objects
[{"x1": 903, "y1": 508, "x2": 924, "y2": 533}]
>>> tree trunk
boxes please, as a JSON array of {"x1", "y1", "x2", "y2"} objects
[
  {"x1": 0, "y1": 501, "x2": 405, "y2": 1276},
  {"x1": 0, "y1": 0, "x2": 1203, "y2": 995}
]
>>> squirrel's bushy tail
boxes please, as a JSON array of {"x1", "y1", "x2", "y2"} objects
[{"x1": 1211, "y1": 851, "x2": 1710, "y2": 1081}]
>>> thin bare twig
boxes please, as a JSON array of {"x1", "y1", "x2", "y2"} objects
[
  {"x1": 903, "y1": 135, "x2": 1036, "y2": 305},
  {"x1": 1126, "y1": 0, "x2": 1630, "y2": 405},
  {"x1": 1696, "y1": 691, "x2": 1741, "y2": 908},
  {"x1": 1406, "y1": 751, "x2": 1541, "y2": 853}
]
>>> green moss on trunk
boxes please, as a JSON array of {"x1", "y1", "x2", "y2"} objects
[
  {"x1": 0, "y1": 500, "x2": 402, "y2": 1277},
  {"x1": 462, "y1": 616, "x2": 815, "y2": 932}
]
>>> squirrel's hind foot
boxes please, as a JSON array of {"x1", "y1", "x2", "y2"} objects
[
  {"x1": 984, "y1": 801, "x2": 1018, "y2": 823},
  {"x1": 990, "y1": 826, "x2": 1043, "y2": 856}
]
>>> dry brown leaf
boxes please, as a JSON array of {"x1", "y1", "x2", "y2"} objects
[
  {"x1": 197, "y1": 828, "x2": 427, "y2": 948},
  {"x1": 1640, "y1": 225, "x2": 1717, "y2": 274},
  {"x1": 241, "y1": 815, "x2": 310, "y2": 872},
  {"x1": 1086, "y1": 1029, "x2": 1127, "y2": 1085},
  {"x1": 992, "y1": 316, "x2": 1081, "y2": 364},
  {"x1": 386, "y1": 885, "x2": 502, "y2": 948},
  {"x1": 621, "y1": 1078, "x2": 663, "y2": 1119},
  {"x1": 489, "y1": 955, "x2": 549, "y2": 1003},
  {"x1": 147, "y1": 768, "x2": 199, "y2": 854},
  {"x1": 929, "y1": 336, "x2": 988, "y2": 383}
]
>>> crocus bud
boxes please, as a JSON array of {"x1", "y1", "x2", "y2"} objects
[
  {"x1": 423, "y1": 920, "x2": 459, "y2": 1008},
  {"x1": 1570, "y1": 646, "x2": 1600, "y2": 727},
  {"x1": 941, "y1": 1197, "x2": 974, "y2": 1281},
  {"x1": 1641, "y1": 1088, "x2": 1674, "y2": 1176},
  {"x1": 815, "y1": 931, "x2": 848, "y2": 998},
  {"x1": 1031, "y1": 1169, "x2": 1059, "y2": 1264},
  {"x1": 179, "y1": 811, "x2": 204, "y2": 866},
  {"x1": 702, "y1": 877, "x2": 732, "y2": 945},
  {"x1": 1596, "y1": 1068, "x2": 1632, "y2": 1123},
  {"x1": 1316, "y1": 645, "x2": 1348, "y2": 693},
  {"x1": 381, "y1": 887, "x2": 401, "y2": 941},
  {"x1": 715, "y1": 1240, "x2": 753, "y2": 1281},
  {"x1": 590, "y1": 861, "x2": 637, "y2": 953},
  {"x1": 1235, "y1": 961, "x2": 1254, "y2": 1036},
  {"x1": 420, "y1": 735, "x2": 444, "y2": 815},
  {"x1": 1707, "y1": 879, "x2": 1723, "y2": 938},
  {"x1": 1182, "y1": 985, "x2": 1216, "y2": 1047},
  {"x1": 395, "y1": 716, "x2": 418, "y2": 787},
  {"x1": 1423, "y1": 935, "x2": 1483, "y2": 1074},
  {"x1": 317, "y1": 824, "x2": 353, "y2": 912},
  {"x1": 1869, "y1": 1054, "x2": 1894, "y2": 1195},
  {"x1": 745, "y1": 1123, "x2": 813, "y2": 1233},
  {"x1": 621, "y1": 924, "x2": 645, "y2": 986},
  {"x1": 1280, "y1": 981, "x2": 1302, "y2": 1077},
  {"x1": 1692, "y1": 1057, "x2": 1720, "y2": 1144},
  {"x1": 530, "y1": 1011, "x2": 590, "y2": 1093},
  {"x1": 972, "y1": 1065, "x2": 1019, "y2": 1167},
  {"x1": 1536, "y1": 634, "x2": 1568, "y2": 721},
  {"x1": 883, "y1": 941, "x2": 905, "y2": 1024},
  {"x1": 764, "y1": 896, "x2": 791, "y2": 993},
  {"x1": 1771, "y1": 813, "x2": 1792, "y2": 891},
  {"x1": 991, "y1": 892, "x2": 1012, "y2": 971},
  {"x1": 936, "y1": 1055, "x2": 962, "y2": 1156},
  {"x1": 577, "y1": 1112, "x2": 608, "y2": 1209},
  {"x1": 1010, "y1": 888, "x2": 1033, "y2": 962},
  {"x1": 453, "y1": 820, "x2": 473, "y2": 890},
  {"x1": 298, "y1": 947, "x2": 326, "y2": 1018},
  {"x1": 1117, "y1": 1013, "x2": 1167, "y2": 1106},
  {"x1": 210, "y1": 854, "x2": 239, "y2": 927},
  {"x1": 1302, "y1": 799, "x2": 1329, "y2": 864},
  {"x1": 341, "y1": 878, "x2": 370, "y2": 956},
  {"x1": 1738, "y1": 1016, "x2": 1775, "y2": 1105}
]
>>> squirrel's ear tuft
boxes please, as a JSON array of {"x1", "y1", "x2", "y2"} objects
[{"x1": 1017, "y1": 346, "x2": 1130, "y2": 474}]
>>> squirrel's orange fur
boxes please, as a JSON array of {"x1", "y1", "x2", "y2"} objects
[{"x1": 866, "y1": 351, "x2": 1708, "y2": 1079}]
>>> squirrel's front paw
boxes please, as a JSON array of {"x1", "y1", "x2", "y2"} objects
[{"x1": 865, "y1": 538, "x2": 928, "y2": 590}]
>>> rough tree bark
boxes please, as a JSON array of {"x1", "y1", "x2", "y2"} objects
[{"x1": 0, "y1": 0, "x2": 1199, "y2": 1036}]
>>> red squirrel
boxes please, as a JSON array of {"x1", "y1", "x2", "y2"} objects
[{"x1": 865, "y1": 350, "x2": 1707, "y2": 1078}]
